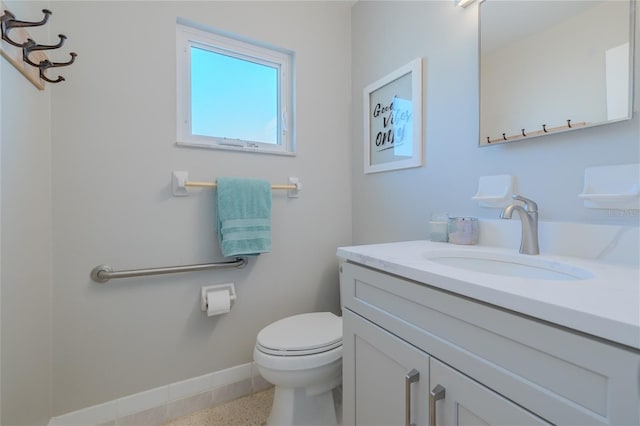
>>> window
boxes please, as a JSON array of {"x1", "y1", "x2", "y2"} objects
[{"x1": 176, "y1": 20, "x2": 295, "y2": 155}]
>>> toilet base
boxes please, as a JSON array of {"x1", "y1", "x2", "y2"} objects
[{"x1": 268, "y1": 386, "x2": 338, "y2": 426}]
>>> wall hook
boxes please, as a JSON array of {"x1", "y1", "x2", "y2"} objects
[
  {"x1": 38, "y1": 52, "x2": 77, "y2": 83},
  {"x1": 542, "y1": 124, "x2": 548, "y2": 133},
  {"x1": 567, "y1": 119, "x2": 572, "y2": 128},
  {"x1": 1, "y1": 9, "x2": 51, "y2": 47},
  {"x1": 22, "y1": 35, "x2": 67, "y2": 67}
]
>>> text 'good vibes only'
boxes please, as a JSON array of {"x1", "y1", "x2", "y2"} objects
[{"x1": 372, "y1": 96, "x2": 412, "y2": 152}]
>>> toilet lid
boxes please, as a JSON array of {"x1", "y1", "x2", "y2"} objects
[{"x1": 256, "y1": 312, "x2": 342, "y2": 355}]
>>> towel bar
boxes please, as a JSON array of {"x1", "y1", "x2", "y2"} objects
[
  {"x1": 90, "y1": 257, "x2": 247, "y2": 283},
  {"x1": 185, "y1": 181, "x2": 297, "y2": 190},
  {"x1": 171, "y1": 172, "x2": 301, "y2": 198}
]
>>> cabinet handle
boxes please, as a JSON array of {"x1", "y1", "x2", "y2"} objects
[
  {"x1": 405, "y1": 368, "x2": 420, "y2": 426},
  {"x1": 429, "y1": 384, "x2": 446, "y2": 426}
]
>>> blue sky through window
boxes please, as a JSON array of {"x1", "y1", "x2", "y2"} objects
[{"x1": 190, "y1": 47, "x2": 279, "y2": 144}]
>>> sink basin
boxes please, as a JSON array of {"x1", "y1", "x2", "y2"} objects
[{"x1": 423, "y1": 249, "x2": 594, "y2": 281}]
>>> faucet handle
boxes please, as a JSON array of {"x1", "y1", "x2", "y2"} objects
[{"x1": 512, "y1": 195, "x2": 538, "y2": 212}]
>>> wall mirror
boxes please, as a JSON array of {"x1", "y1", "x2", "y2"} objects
[{"x1": 479, "y1": 0, "x2": 635, "y2": 146}]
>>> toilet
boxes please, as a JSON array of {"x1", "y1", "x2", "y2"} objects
[{"x1": 253, "y1": 311, "x2": 343, "y2": 426}]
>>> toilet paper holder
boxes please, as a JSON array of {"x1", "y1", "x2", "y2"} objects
[{"x1": 201, "y1": 283, "x2": 236, "y2": 313}]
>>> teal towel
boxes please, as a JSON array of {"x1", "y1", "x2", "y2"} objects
[{"x1": 216, "y1": 177, "x2": 272, "y2": 257}]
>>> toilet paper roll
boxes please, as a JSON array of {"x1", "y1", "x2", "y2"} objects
[{"x1": 206, "y1": 289, "x2": 231, "y2": 316}]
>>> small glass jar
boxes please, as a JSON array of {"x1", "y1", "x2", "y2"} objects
[
  {"x1": 448, "y1": 217, "x2": 479, "y2": 245},
  {"x1": 428, "y1": 213, "x2": 449, "y2": 242}
]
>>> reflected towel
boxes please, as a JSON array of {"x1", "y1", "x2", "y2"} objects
[{"x1": 216, "y1": 177, "x2": 272, "y2": 257}]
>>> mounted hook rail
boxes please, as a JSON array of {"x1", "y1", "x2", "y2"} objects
[{"x1": 0, "y1": 4, "x2": 77, "y2": 88}]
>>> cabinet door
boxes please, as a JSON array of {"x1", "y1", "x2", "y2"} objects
[
  {"x1": 429, "y1": 358, "x2": 550, "y2": 426},
  {"x1": 343, "y1": 309, "x2": 430, "y2": 426}
]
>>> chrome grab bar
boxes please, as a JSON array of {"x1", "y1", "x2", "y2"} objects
[{"x1": 90, "y1": 257, "x2": 247, "y2": 283}]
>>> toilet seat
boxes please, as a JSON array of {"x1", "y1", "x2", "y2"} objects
[
  {"x1": 254, "y1": 344, "x2": 342, "y2": 371},
  {"x1": 256, "y1": 312, "x2": 342, "y2": 356}
]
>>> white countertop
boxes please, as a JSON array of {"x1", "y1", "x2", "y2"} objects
[{"x1": 337, "y1": 240, "x2": 640, "y2": 350}]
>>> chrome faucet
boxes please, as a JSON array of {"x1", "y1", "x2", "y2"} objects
[{"x1": 500, "y1": 195, "x2": 540, "y2": 255}]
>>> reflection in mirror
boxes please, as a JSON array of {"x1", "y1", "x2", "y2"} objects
[{"x1": 479, "y1": 0, "x2": 634, "y2": 146}]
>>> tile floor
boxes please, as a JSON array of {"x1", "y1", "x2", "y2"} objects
[
  {"x1": 163, "y1": 385, "x2": 342, "y2": 426},
  {"x1": 163, "y1": 387, "x2": 274, "y2": 426}
]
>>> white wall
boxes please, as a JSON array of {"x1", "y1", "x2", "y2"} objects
[
  {"x1": 48, "y1": 0, "x2": 352, "y2": 416},
  {"x1": 351, "y1": 1, "x2": 640, "y2": 246},
  {"x1": 0, "y1": 1, "x2": 53, "y2": 425}
]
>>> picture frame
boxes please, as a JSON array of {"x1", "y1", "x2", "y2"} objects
[{"x1": 363, "y1": 58, "x2": 423, "y2": 174}]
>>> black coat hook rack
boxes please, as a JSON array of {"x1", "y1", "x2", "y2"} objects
[
  {"x1": 0, "y1": 5, "x2": 76, "y2": 88},
  {"x1": 485, "y1": 119, "x2": 588, "y2": 144}
]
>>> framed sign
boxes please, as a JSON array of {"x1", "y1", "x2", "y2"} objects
[{"x1": 363, "y1": 58, "x2": 423, "y2": 174}]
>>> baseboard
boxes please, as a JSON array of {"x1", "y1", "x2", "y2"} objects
[{"x1": 49, "y1": 362, "x2": 272, "y2": 426}]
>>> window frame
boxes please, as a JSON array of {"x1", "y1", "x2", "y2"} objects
[{"x1": 176, "y1": 20, "x2": 295, "y2": 156}]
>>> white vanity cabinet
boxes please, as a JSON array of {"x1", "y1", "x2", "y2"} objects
[
  {"x1": 344, "y1": 310, "x2": 549, "y2": 426},
  {"x1": 340, "y1": 261, "x2": 640, "y2": 426}
]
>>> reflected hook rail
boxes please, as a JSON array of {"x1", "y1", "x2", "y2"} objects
[
  {"x1": 90, "y1": 257, "x2": 247, "y2": 283},
  {"x1": 485, "y1": 119, "x2": 587, "y2": 144}
]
